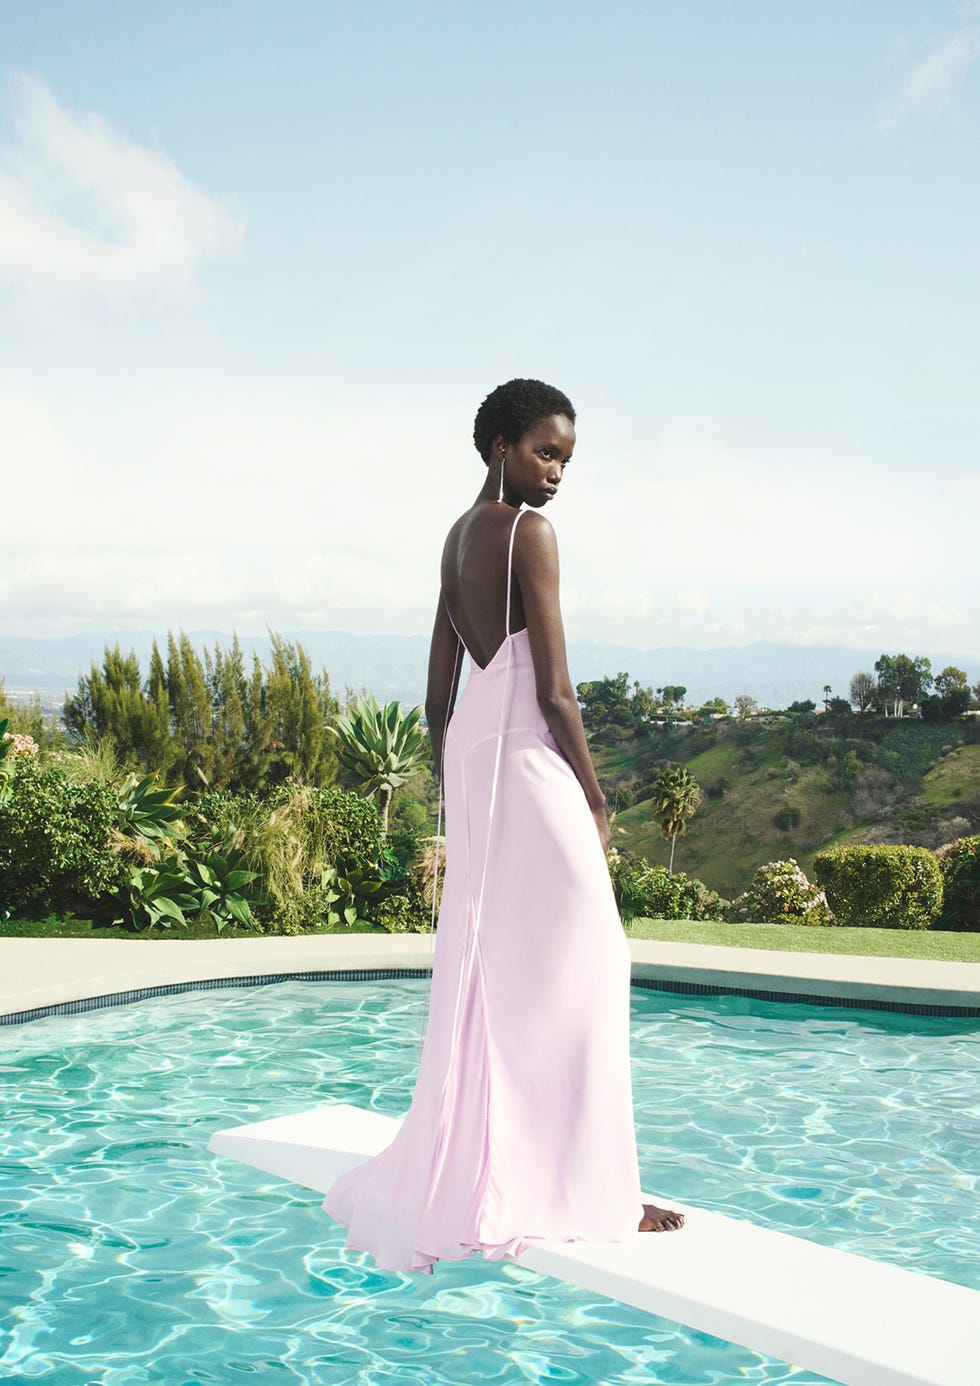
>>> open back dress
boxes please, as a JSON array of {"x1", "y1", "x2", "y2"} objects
[{"x1": 321, "y1": 504, "x2": 644, "y2": 1273}]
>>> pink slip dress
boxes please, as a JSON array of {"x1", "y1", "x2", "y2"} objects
[{"x1": 321, "y1": 504, "x2": 644, "y2": 1272}]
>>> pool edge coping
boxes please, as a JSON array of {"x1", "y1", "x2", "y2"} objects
[{"x1": 2, "y1": 935, "x2": 978, "y2": 1023}]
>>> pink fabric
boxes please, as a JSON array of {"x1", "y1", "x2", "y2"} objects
[{"x1": 321, "y1": 505, "x2": 644, "y2": 1272}]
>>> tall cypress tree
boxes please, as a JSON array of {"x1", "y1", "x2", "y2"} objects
[{"x1": 62, "y1": 630, "x2": 341, "y2": 793}]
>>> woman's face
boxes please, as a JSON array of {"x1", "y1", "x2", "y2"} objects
[{"x1": 496, "y1": 413, "x2": 575, "y2": 507}]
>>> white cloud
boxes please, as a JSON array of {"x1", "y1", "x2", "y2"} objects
[
  {"x1": 0, "y1": 73, "x2": 244, "y2": 293},
  {"x1": 556, "y1": 431, "x2": 978, "y2": 651},
  {"x1": 4, "y1": 381, "x2": 976, "y2": 655},
  {"x1": 878, "y1": 27, "x2": 980, "y2": 127}
]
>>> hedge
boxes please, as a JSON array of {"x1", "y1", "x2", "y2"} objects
[
  {"x1": 935, "y1": 835, "x2": 980, "y2": 932},
  {"x1": 812, "y1": 845, "x2": 943, "y2": 930}
]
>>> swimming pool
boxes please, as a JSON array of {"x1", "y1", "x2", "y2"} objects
[{"x1": 2, "y1": 979, "x2": 977, "y2": 1384}]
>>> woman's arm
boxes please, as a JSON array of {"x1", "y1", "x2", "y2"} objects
[
  {"x1": 514, "y1": 513, "x2": 608, "y2": 832},
  {"x1": 425, "y1": 590, "x2": 463, "y2": 785}
]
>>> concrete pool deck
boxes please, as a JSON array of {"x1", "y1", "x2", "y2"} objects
[{"x1": 2, "y1": 933, "x2": 979, "y2": 1022}]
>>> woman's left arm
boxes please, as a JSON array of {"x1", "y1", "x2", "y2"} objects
[{"x1": 425, "y1": 591, "x2": 462, "y2": 784}]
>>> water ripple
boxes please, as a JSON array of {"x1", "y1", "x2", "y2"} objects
[{"x1": 0, "y1": 981, "x2": 976, "y2": 1384}]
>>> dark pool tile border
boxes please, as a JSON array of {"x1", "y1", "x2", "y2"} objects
[
  {"x1": 0, "y1": 970, "x2": 433, "y2": 1026},
  {"x1": 1, "y1": 968, "x2": 978, "y2": 1026},
  {"x1": 629, "y1": 976, "x2": 980, "y2": 1017}
]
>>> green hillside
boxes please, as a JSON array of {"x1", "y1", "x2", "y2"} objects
[{"x1": 595, "y1": 716, "x2": 980, "y2": 899}]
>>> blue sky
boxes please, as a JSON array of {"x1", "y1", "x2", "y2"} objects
[{"x1": 1, "y1": 0, "x2": 978, "y2": 655}]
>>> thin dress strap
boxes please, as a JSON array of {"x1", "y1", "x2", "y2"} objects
[
  {"x1": 504, "y1": 505, "x2": 525, "y2": 639},
  {"x1": 444, "y1": 606, "x2": 468, "y2": 662}
]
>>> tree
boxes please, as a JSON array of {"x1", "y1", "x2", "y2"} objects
[
  {"x1": 822, "y1": 684, "x2": 832, "y2": 712},
  {"x1": 63, "y1": 631, "x2": 341, "y2": 792},
  {"x1": 630, "y1": 680, "x2": 658, "y2": 725},
  {"x1": 577, "y1": 672, "x2": 633, "y2": 734},
  {"x1": 203, "y1": 639, "x2": 247, "y2": 789},
  {"x1": 849, "y1": 671, "x2": 876, "y2": 713},
  {"x1": 329, "y1": 693, "x2": 428, "y2": 832},
  {"x1": 734, "y1": 694, "x2": 757, "y2": 721},
  {"x1": 64, "y1": 644, "x2": 171, "y2": 772},
  {"x1": 166, "y1": 632, "x2": 215, "y2": 788},
  {"x1": 661, "y1": 685, "x2": 687, "y2": 708},
  {"x1": 650, "y1": 765, "x2": 702, "y2": 875},
  {"x1": 933, "y1": 666, "x2": 971, "y2": 719},
  {"x1": 787, "y1": 699, "x2": 816, "y2": 715},
  {"x1": 697, "y1": 696, "x2": 728, "y2": 717},
  {"x1": 263, "y1": 633, "x2": 339, "y2": 786},
  {"x1": 874, "y1": 654, "x2": 932, "y2": 717}
]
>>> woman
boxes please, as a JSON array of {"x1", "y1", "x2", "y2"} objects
[{"x1": 322, "y1": 378, "x2": 684, "y2": 1273}]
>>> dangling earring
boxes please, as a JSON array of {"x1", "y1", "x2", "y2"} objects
[{"x1": 497, "y1": 450, "x2": 506, "y2": 502}]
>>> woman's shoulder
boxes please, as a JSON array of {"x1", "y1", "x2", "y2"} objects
[
  {"x1": 515, "y1": 507, "x2": 554, "y2": 535},
  {"x1": 514, "y1": 507, "x2": 557, "y2": 549},
  {"x1": 442, "y1": 504, "x2": 555, "y2": 556}
]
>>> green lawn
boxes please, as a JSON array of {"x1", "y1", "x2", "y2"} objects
[
  {"x1": 4, "y1": 913, "x2": 979, "y2": 963},
  {"x1": 0, "y1": 914, "x2": 379, "y2": 940},
  {"x1": 627, "y1": 917, "x2": 980, "y2": 962}
]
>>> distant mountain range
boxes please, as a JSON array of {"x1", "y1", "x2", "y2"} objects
[{"x1": 2, "y1": 629, "x2": 978, "y2": 713}]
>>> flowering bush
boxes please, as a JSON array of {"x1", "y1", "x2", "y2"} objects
[
  {"x1": 1, "y1": 731, "x2": 39, "y2": 759},
  {"x1": 0, "y1": 719, "x2": 40, "y2": 808},
  {"x1": 729, "y1": 858, "x2": 834, "y2": 926}
]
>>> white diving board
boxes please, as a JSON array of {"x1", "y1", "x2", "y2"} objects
[{"x1": 208, "y1": 1104, "x2": 979, "y2": 1386}]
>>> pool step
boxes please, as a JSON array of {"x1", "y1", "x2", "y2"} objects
[{"x1": 208, "y1": 1103, "x2": 978, "y2": 1386}]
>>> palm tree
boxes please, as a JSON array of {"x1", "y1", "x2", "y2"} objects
[
  {"x1": 650, "y1": 765, "x2": 702, "y2": 875},
  {"x1": 328, "y1": 694, "x2": 428, "y2": 833}
]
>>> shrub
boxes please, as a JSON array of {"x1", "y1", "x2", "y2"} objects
[
  {"x1": 606, "y1": 850, "x2": 726, "y2": 923},
  {"x1": 189, "y1": 782, "x2": 391, "y2": 931},
  {"x1": 375, "y1": 891, "x2": 431, "y2": 933},
  {"x1": 812, "y1": 845, "x2": 943, "y2": 930},
  {"x1": 773, "y1": 805, "x2": 802, "y2": 831},
  {"x1": 410, "y1": 835, "x2": 446, "y2": 923},
  {"x1": 934, "y1": 835, "x2": 980, "y2": 932},
  {"x1": 0, "y1": 760, "x2": 122, "y2": 915},
  {"x1": 606, "y1": 849, "x2": 650, "y2": 924},
  {"x1": 729, "y1": 859, "x2": 833, "y2": 926}
]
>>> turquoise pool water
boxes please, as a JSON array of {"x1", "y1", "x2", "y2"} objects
[{"x1": 2, "y1": 980, "x2": 977, "y2": 1385}]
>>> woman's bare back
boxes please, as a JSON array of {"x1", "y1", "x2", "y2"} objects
[{"x1": 440, "y1": 503, "x2": 530, "y2": 672}]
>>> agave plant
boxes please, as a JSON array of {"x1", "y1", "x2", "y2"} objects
[
  {"x1": 318, "y1": 857, "x2": 402, "y2": 928},
  {"x1": 115, "y1": 773, "x2": 184, "y2": 850},
  {"x1": 182, "y1": 836, "x2": 262, "y2": 932},
  {"x1": 107, "y1": 829, "x2": 263, "y2": 933},
  {"x1": 111, "y1": 858, "x2": 200, "y2": 930},
  {"x1": 328, "y1": 694, "x2": 427, "y2": 832}
]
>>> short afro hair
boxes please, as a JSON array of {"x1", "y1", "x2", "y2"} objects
[{"x1": 473, "y1": 378, "x2": 575, "y2": 465}]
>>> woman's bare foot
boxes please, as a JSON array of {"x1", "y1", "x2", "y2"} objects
[{"x1": 638, "y1": 1201, "x2": 685, "y2": 1232}]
